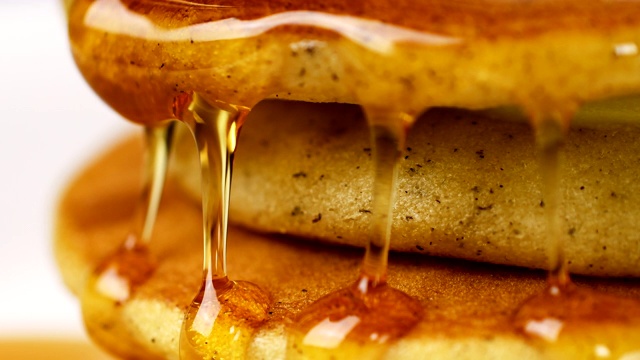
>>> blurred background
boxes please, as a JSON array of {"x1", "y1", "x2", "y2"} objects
[{"x1": 0, "y1": 0, "x2": 133, "y2": 354}]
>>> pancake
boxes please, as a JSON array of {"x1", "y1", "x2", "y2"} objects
[
  {"x1": 55, "y1": 136, "x2": 640, "y2": 360},
  {"x1": 67, "y1": 0, "x2": 640, "y2": 124},
  {"x1": 170, "y1": 99, "x2": 640, "y2": 277}
]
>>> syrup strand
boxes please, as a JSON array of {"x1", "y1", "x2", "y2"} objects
[
  {"x1": 87, "y1": 121, "x2": 174, "y2": 302},
  {"x1": 183, "y1": 94, "x2": 246, "y2": 282},
  {"x1": 79, "y1": 122, "x2": 175, "y2": 359},
  {"x1": 179, "y1": 94, "x2": 269, "y2": 359},
  {"x1": 361, "y1": 111, "x2": 410, "y2": 285},
  {"x1": 289, "y1": 111, "x2": 421, "y2": 356},
  {"x1": 535, "y1": 118, "x2": 569, "y2": 287},
  {"x1": 135, "y1": 122, "x2": 175, "y2": 246}
]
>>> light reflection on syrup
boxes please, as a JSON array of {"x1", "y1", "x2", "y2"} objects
[
  {"x1": 289, "y1": 111, "x2": 422, "y2": 359},
  {"x1": 83, "y1": 0, "x2": 460, "y2": 54},
  {"x1": 176, "y1": 93, "x2": 270, "y2": 359},
  {"x1": 80, "y1": 122, "x2": 174, "y2": 358},
  {"x1": 614, "y1": 42, "x2": 639, "y2": 58},
  {"x1": 515, "y1": 113, "x2": 640, "y2": 358}
]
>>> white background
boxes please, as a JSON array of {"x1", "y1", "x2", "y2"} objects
[{"x1": 0, "y1": 0, "x2": 134, "y2": 338}]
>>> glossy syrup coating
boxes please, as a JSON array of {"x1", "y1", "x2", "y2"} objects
[
  {"x1": 67, "y1": 0, "x2": 640, "y2": 124},
  {"x1": 74, "y1": 0, "x2": 640, "y2": 37}
]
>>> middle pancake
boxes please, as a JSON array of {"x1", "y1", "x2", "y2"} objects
[{"x1": 171, "y1": 99, "x2": 640, "y2": 277}]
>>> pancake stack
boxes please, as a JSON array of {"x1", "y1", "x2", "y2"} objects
[{"x1": 59, "y1": 0, "x2": 640, "y2": 358}]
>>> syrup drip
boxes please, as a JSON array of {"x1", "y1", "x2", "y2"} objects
[
  {"x1": 289, "y1": 110, "x2": 422, "y2": 359},
  {"x1": 514, "y1": 115, "x2": 640, "y2": 358},
  {"x1": 177, "y1": 93, "x2": 270, "y2": 359},
  {"x1": 537, "y1": 118, "x2": 570, "y2": 288},
  {"x1": 84, "y1": 122, "x2": 174, "y2": 301},
  {"x1": 361, "y1": 115, "x2": 410, "y2": 284},
  {"x1": 80, "y1": 122, "x2": 174, "y2": 358}
]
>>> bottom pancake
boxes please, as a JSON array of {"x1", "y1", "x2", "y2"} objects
[{"x1": 54, "y1": 136, "x2": 640, "y2": 359}]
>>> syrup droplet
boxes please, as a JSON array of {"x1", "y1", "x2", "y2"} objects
[
  {"x1": 80, "y1": 122, "x2": 174, "y2": 358},
  {"x1": 289, "y1": 110, "x2": 422, "y2": 358},
  {"x1": 177, "y1": 93, "x2": 270, "y2": 359},
  {"x1": 514, "y1": 111, "x2": 640, "y2": 357}
]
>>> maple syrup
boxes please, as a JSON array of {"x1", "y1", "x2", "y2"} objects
[
  {"x1": 361, "y1": 113, "x2": 412, "y2": 282},
  {"x1": 534, "y1": 116, "x2": 571, "y2": 287},
  {"x1": 289, "y1": 111, "x2": 422, "y2": 358},
  {"x1": 175, "y1": 93, "x2": 270, "y2": 359},
  {"x1": 514, "y1": 113, "x2": 640, "y2": 357},
  {"x1": 80, "y1": 122, "x2": 173, "y2": 359}
]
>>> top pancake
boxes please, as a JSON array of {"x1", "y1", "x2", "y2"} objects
[{"x1": 67, "y1": 0, "x2": 640, "y2": 123}]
